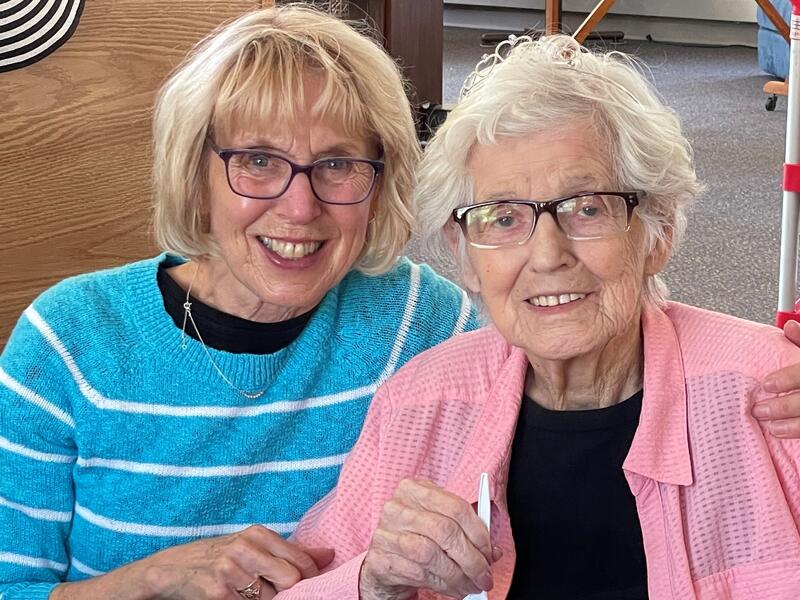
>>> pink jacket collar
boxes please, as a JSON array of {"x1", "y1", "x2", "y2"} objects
[{"x1": 624, "y1": 304, "x2": 693, "y2": 486}]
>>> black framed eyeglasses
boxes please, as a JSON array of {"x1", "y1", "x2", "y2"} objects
[
  {"x1": 452, "y1": 191, "x2": 642, "y2": 249},
  {"x1": 207, "y1": 138, "x2": 384, "y2": 205}
]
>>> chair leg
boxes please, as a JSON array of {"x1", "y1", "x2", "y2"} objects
[
  {"x1": 574, "y1": 0, "x2": 617, "y2": 44},
  {"x1": 764, "y1": 79, "x2": 789, "y2": 111}
]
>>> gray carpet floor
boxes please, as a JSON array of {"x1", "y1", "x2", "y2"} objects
[{"x1": 405, "y1": 27, "x2": 791, "y2": 326}]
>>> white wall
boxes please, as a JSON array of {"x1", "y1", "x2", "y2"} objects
[{"x1": 446, "y1": 0, "x2": 758, "y2": 23}]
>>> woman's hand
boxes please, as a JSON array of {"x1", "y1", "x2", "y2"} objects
[
  {"x1": 359, "y1": 479, "x2": 499, "y2": 600},
  {"x1": 754, "y1": 320, "x2": 800, "y2": 438},
  {"x1": 51, "y1": 525, "x2": 334, "y2": 600},
  {"x1": 142, "y1": 525, "x2": 334, "y2": 599}
]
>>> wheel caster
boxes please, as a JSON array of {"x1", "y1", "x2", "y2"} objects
[{"x1": 766, "y1": 94, "x2": 778, "y2": 111}]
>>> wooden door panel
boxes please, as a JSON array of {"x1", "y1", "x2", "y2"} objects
[{"x1": 348, "y1": 0, "x2": 443, "y2": 105}]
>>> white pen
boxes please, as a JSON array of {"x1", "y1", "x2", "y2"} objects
[{"x1": 464, "y1": 472, "x2": 491, "y2": 600}]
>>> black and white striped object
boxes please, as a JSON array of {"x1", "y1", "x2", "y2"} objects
[{"x1": 0, "y1": 0, "x2": 86, "y2": 73}]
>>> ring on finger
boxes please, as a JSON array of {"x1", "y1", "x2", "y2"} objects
[{"x1": 236, "y1": 576, "x2": 262, "y2": 600}]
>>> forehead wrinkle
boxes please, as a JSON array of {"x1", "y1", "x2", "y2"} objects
[
  {"x1": 475, "y1": 168, "x2": 610, "y2": 202},
  {"x1": 468, "y1": 128, "x2": 615, "y2": 202},
  {"x1": 482, "y1": 190, "x2": 524, "y2": 201},
  {"x1": 473, "y1": 169, "x2": 532, "y2": 200},
  {"x1": 536, "y1": 166, "x2": 613, "y2": 200}
]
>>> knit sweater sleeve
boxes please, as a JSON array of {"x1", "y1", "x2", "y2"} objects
[
  {"x1": 0, "y1": 304, "x2": 79, "y2": 600},
  {"x1": 278, "y1": 382, "x2": 398, "y2": 599}
]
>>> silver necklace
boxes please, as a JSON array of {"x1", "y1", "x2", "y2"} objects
[{"x1": 179, "y1": 264, "x2": 266, "y2": 400}]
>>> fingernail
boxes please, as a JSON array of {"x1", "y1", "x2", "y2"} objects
[
  {"x1": 752, "y1": 403, "x2": 771, "y2": 419},
  {"x1": 763, "y1": 377, "x2": 779, "y2": 393},
  {"x1": 492, "y1": 545, "x2": 504, "y2": 562},
  {"x1": 769, "y1": 421, "x2": 790, "y2": 437},
  {"x1": 477, "y1": 571, "x2": 494, "y2": 591}
]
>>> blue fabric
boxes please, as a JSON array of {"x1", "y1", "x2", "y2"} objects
[
  {"x1": 757, "y1": 0, "x2": 792, "y2": 78},
  {"x1": 757, "y1": 0, "x2": 793, "y2": 30},
  {"x1": 0, "y1": 253, "x2": 479, "y2": 597}
]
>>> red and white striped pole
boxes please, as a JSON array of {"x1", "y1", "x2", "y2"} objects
[{"x1": 775, "y1": 0, "x2": 800, "y2": 328}]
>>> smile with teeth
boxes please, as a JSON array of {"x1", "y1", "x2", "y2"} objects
[
  {"x1": 529, "y1": 293, "x2": 587, "y2": 307},
  {"x1": 258, "y1": 236, "x2": 323, "y2": 259}
]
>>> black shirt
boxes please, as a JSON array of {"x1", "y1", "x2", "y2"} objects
[
  {"x1": 506, "y1": 390, "x2": 648, "y2": 600},
  {"x1": 157, "y1": 266, "x2": 314, "y2": 354}
]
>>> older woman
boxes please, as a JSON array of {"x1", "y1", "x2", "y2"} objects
[
  {"x1": 274, "y1": 36, "x2": 800, "y2": 599},
  {"x1": 0, "y1": 6, "x2": 482, "y2": 600}
]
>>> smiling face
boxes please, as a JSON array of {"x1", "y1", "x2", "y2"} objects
[
  {"x1": 192, "y1": 78, "x2": 377, "y2": 322},
  {"x1": 458, "y1": 124, "x2": 666, "y2": 362}
]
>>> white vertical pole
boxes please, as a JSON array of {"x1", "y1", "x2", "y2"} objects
[{"x1": 777, "y1": 6, "x2": 800, "y2": 317}]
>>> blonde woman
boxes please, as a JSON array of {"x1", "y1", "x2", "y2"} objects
[{"x1": 0, "y1": 6, "x2": 479, "y2": 600}]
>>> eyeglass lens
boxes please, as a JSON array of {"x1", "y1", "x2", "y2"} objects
[
  {"x1": 464, "y1": 194, "x2": 630, "y2": 246},
  {"x1": 227, "y1": 151, "x2": 377, "y2": 204}
]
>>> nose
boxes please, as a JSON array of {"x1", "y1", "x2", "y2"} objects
[
  {"x1": 273, "y1": 171, "x2": 323, "y2": 223},
  {"x1": 525, "y1": 213, "x2": 577, "y2": 273}
]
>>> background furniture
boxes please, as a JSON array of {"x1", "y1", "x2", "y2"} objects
[
  {"x1": 545, "y1": 0, "x2": 618, "y2": 43},
  {"x1": 758, "y1": 0, "x2": 793, "y2": 79},
  {"x1": 755, "y1": 0, "x2": 792, "y2": 109},
  {"x1": 480, "y1": 1, "x2": 624, "y2": 54}
]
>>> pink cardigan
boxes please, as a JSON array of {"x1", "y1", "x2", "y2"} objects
[{"x1": 278, "y1": 302, "x2": 800, "y2": 599}]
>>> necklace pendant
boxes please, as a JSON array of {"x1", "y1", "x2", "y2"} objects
[{"x1": 180, "y1": 265, "x2": 266, "y2": 402}]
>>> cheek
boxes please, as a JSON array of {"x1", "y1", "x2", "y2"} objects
[
  {"x1": 474, "y1": 256, "x2": 525, "y2": 307},
  {"x1": 337, "y1": 205, "x2": 371, "y2": 245},
  {"x1": 209, "y1": 198, "x2": 269, "y2": 239},
  {"x1": 591, "y1": 247, "x2": 647, "y2": 324}
]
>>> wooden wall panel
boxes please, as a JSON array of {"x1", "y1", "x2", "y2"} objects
[{"x1": 0, "y1": 0, "x2": 262, "y2": 348}]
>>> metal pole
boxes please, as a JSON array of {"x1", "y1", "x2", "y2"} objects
[{"x1": 777, "y1": 2, "x2": 800, "y2": 324}]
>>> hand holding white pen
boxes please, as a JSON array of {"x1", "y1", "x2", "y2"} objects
[{"x1": 359, "y1": 476, "x2": 497, "y2": 600}]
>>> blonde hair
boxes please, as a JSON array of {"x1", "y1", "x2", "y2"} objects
[
  {"x1": 416, "y1": 35, "x2": 702, "y2": 305},
  {"x1": 152, "y1": 4, "x2": 419, "y2": 274}
]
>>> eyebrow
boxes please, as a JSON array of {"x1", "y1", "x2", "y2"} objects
[
  {"x1": 233, "y1": 140, "x2": 370, "y2": 159},
  {"x1": 481, "y1": 191, "x2": 521, "y2": 201},
  {"x1": 318, "y1": 143, "x2": 370, "y2": 157},
  {"x1": 561, "y1": 174, "x2": 607, "y2": 192}
]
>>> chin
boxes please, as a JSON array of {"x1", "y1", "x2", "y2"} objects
[{"x1": 526, "y1": 338, "x2": 599, "y2": 361}]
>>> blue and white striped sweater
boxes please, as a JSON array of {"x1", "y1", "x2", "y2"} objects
[{"x1": 0, "y1": 254, "x2": 478, "y2": 599}]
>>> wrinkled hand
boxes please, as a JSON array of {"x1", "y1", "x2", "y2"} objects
[
  {"x1": 359, "y1": 479, "x2": 500, "y2": 600},
  {"x1": 140, "y1": 525, "x2": 334, "y2": 599},
  {"x1": 754, "y1": 320, "x2": 800, "y2": 438}
]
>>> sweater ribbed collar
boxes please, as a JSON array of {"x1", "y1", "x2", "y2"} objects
[{"x1": 123, "y1": 253, "x2": 342, "y2": 395}]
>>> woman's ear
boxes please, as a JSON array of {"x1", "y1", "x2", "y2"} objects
[
  {"x1": 644, "y1": 227, "x2": 674, "y2": 276},
  {"x1": 445, "y1": 222, "x2": 481, "y2": 293}
]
